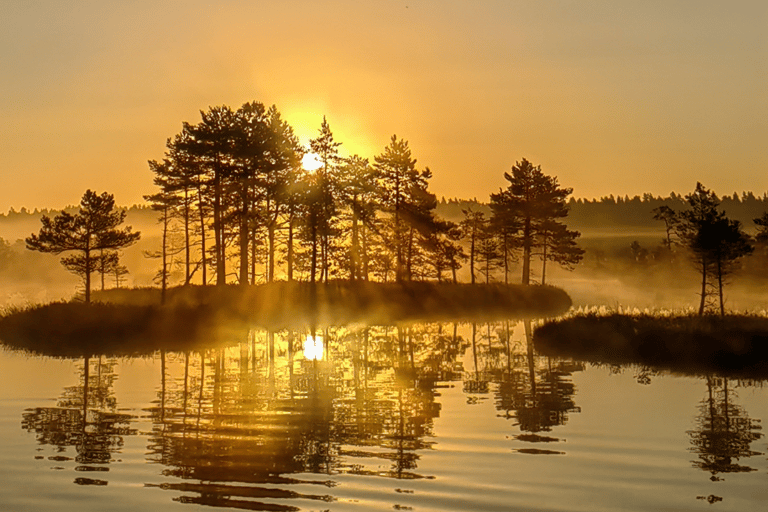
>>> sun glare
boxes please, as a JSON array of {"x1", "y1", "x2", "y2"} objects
[
  {"x1": 303, "y1": 333, "x2": 324, "y2": 360},
  {"x1": 302, "y1": 152, "x2": 323, "y2": 172}
]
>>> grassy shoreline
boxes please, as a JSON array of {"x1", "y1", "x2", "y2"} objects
[
  {"x1": 0, "y1": 281, "x2": 571, "y2": 357},
  {"x1": 534, "y1": 313, "x2": 768, "y2": 379}
]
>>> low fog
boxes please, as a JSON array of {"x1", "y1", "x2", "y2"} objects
[{"x1": 4, "y1": 205, "x2": 768, "y2": 314}]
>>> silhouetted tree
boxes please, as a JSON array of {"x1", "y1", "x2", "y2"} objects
[
  {"x1": 460, "y1": 208, "x2": 486, "y2": 284},
  {"x1": 476, "y1": 220, "x2": 502, "y2": 284},
  {"x1": 309, "y1": 117, "x2": 344, "y2": 282},
  {"x1": 258, "y1": 105, "x2": 303, "y2": 283},
  {"x1": 652, "y1": 205, "x2": 679, "y2": 250},
  {"x1": 26, "y1": 190, "x2": 140, "y2": 303},
  {"x1": 176, "y1": 105, "x2": 241, "y2": 285},
  {"x1": 95, "y1": 250, "x2": 120, "y2": 291},
  {"x1": 676, "y1": 183, "x2": 753, "y2": 315},
  {"x1": 144, "y1": 187, "x2": 181, "y2": 304},
  {"x1": 490, "y1": 159, "x2": 576, "y2": 285},
  {"x1": 427, "y1": 219, "x2": 466, "y2": 283},
  {"x1": 537, "y1": 220, "x2": 584, "y2": 285},
  {"x1": 375, "y1": 135, "x2": 437, "y2": 281},
  {"x1": 338, "y1": 155, "x2": 379, "y2": 280}
]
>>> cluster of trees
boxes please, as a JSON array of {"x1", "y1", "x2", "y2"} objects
[
  {"x1": 651, "y1": 183, "x2": 756, "y2": 315},
  {"x1": 144, "y1": 102, "x2": 456, "y2": 289},
  {"x1": 21, "y1": 101, "x2": 584, "y2": 302},
  {"x1": 143, "y1": 102, "x2": 583, "y2": 291}
]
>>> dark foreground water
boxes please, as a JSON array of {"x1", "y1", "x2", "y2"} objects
[{"x1": 1, "y1": 322, "x2": 767, "y2": 511}]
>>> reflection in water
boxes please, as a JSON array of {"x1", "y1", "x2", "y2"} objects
[
  {"x1": 687, "y1": 375, "x2": 763, "y2": 480},
  {"x1": 142, "y1": 325, "x2": 458, "y2": 508},
  {"x1": 22, "y1": 355, "x2": 136, "y2": 483},
  {"x1": 19, "y1": 321, "x2": 584, "y2": 509},
  {"x1": 492, "y1": 321, "x2": 581, "y2": 452},
  {"x1": 14, "y1": 319, "x2": 768, "y2": 510}
]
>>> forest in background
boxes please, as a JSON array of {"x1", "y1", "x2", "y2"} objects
[{"x1": 6, "y1": 191, "x2": 768, "y2": 234}]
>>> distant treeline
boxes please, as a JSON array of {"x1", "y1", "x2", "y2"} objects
[
  {"x1": 437, "y1": 192, "x2": 768, "y2": 231},
  {"x1": 6, "y1": 191, "x2": 768, "y2": 235}
]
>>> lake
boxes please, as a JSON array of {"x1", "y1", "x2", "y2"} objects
[{"x1": 1, "y1": 321, "x2": 767, "y2": 511}]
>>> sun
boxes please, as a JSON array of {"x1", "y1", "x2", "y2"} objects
[{"x1": 302, "y1": 152, "x2": 323, "y2": 172}]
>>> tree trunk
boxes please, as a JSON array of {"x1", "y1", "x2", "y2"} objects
[
  {"x1": 184, "y1": 188, "x2": 191, "y2": 285},
  {"x1": 100, "y1": 249, "x2": 105, "y2": 291},
  {"x1": 541, "y1": 236, "x2": 548, "y2": 286},
  {"x1": 470, "y1": 227, "x2": 476, "y2": 285},
  {"x1": 406, "y1": 227, "x2": 414, "y2": 281},
  {"x1": 239, "y1": 183, "x2": 249, "y2": 286},
  {"x1": 522, "y1": 216, "x2": 531, "y2": 285},
  {"x1": 267, "y1": 219, "x2": 276, "y2": 283},
  {"x1": 503, "y1": 229, "x2": 509, "y2": 285},
  {"x1": 350, "y1": 198, "x2": 359, "y2": 281},
  {"x1": 161, "y1": 207, "x2": 168, "y2": 305},
  {"x1": 214, "y1": 163, "x2": 225, "y2": 286},
  {"x1": 84, "y1": 249, "x2": 92, "y2": 304},
  {"x1": 287, "y1": 215, "x2": 294, "y2": 282},
  {"x1": 698, "y1": 256, "x2": 708, "y2": 316},
  {"x1": 311, "y1": 219, "x2": 318, "y2": 284},
  {"x1": 250, "y1": 228, "x2": 257, "y2": 285},
  {"x1": 717, "y1": 256, "x2": 725, "y2": 316},
  {"x1": 197, "y1": 188, "x2": 207, "y2": 286},
  {"x1": 361, "y1": 223, "x2": 370, "y2": 281}
]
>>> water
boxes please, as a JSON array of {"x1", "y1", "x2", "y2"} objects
[{"x1": 2, "y1": 322, "x2": 767, "y2": 511}]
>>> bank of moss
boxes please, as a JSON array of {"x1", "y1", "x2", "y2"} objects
[
  {"x1": 0, "y1": 302, "x2": 233, "y2": 357},
  {"x1": 534, "y1": 313, "x2": 768, "y2": 378},
  {"x1": 1, "y1": 281, "x2": 571, "y2": 357}
]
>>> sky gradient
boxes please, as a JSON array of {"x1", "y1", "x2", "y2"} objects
[{"x1": 1, "y1": 0, "x2": 765, "y2": 210}]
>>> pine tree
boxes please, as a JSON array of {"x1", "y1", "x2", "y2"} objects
[
  {"x1": 676, "y1": 183, "x2": 753, "y2": 315},
  {"x1": 490, "y1": 158, "x2": 576, "y2": 285},
  {"x1": 26, "y1": 190, "x2": 140, "y2": 303}
]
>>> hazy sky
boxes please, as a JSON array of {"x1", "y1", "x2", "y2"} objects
[{"x1": 1, "y1": 1, "x2": 765, "y2": 210}]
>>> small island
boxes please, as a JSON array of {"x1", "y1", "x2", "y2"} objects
[
  {"x1": 0, "y1": 281, "x2": 571, "y2": 358},
  {"x1": 534, "y1": 313, "x2": 768, "y2": 379}
]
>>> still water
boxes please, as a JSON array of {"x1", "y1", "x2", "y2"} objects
[{"x1": 2, "y1": 322, "x2": 767, "y2": 511}]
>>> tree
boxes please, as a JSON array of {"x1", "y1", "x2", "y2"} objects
[
  {"x1": 676, "y1": 183, "x2": 753, "y2": 315},
  {"x1": 375, "y1": 135, "x2": 436, "y2": 282},
  {"x1": 754, "y1": 212, "x2": 768, "y2": 244},
  {"x1": 309, "y1": 117, "x2": 343, "y2": 282},
  {"x1": 26, "y1": 190, "x2": 140, "y2": 303},
  {"x1": 537, "y1": 220, "x2": 584, "y2": 285},
  {"x1": 476, "y1": 221, "x2": 502, "y2": 284},
  {"x1": 652, "y1": 205, "x2": 679, "y2": 250},
  {"x1": 425, "y1": 219, "x2": 466, "y2": 283},
  {"x1": 490, "y1": 159, "x2": 576, "y2": 285},
  {"x1": 144, "y1": 187, "x2": 182, "y2": 305},
  {"x1": 460, "y1": 208, "x2": 487, "y2": 284},
  {"x1": 338, "y1": 155, "x2": 379, "y2": 281}
]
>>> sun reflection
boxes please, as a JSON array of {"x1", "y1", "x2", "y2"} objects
[
  {"x1": 302, "y1": 152, "x2": 323, "y2": 172},
  {"x1": 304, "y1": 333, "x2": 324, "y2": 360}
]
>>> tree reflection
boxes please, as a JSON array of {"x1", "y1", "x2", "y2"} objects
[
  {"x1": 144, "y1": 324, "x2": 453, "y2": 508},
  {"x1": 491, "y1": 321, "x2": 582, "y2": 452},
  {"x1": 687, "y1": 375, "x2": 763, "y2": 480},
  {"x1": 21, "y1": 355, "x2": 135, "y2": 482}
]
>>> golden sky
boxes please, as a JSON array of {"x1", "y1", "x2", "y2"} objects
[{"x1": 0, "y1": 1, "x2": 765, "y2": 210}]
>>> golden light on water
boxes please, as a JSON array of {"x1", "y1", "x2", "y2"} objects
[
  {"x1": 303, "y1": 333, "x2": 324, "y2": 360},
  {"x1": 301, "y1": 152, "x2": 323, "y2": 172}
]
